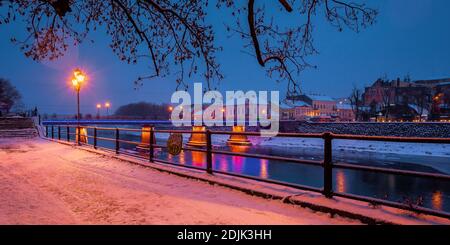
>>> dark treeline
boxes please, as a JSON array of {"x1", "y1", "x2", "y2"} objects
[
  {"x1": 114, "y1": 102, "x2": 171, "y2": 120},
  {"x1": 0, "y1": 78, "x2": 22, "y2": 116}
]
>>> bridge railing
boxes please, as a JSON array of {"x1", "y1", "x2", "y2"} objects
[{"x1": 43, "y1": 124, "x2": 450, "y2": 219}]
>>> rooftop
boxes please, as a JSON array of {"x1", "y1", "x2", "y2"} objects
[
  {"x1": 281, "y1": 100, "x2": 311, "y2": 108},
  {"x1": 306, "y1": 94, "x2": 335, "y2": 102},
  {"x1": 336, "y1": 103, "x2": 352, "y2": 110}
]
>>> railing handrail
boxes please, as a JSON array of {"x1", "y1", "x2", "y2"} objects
[{"x1": 44, "y1": 124, "x2": 450, "y2": 219}]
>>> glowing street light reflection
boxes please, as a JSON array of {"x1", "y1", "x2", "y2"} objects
[
  {"x1": 432, "y1": 191, "x2": 443, "y2": 210},
  {"x1": 336, "y1": 170, "x2": 346, "y2": 193}
]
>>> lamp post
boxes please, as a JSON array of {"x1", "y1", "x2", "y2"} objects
[
  {"x1": 71, "y1": 69, "x2": 86, "y2": 123},
  {"x1": 71, "y1": 69, "x2": 86, "y2": 145},
  {"x1": 96, "y1": 103, "x2": 102, "y2": 119},
  {"x1": 104, "y1": 102, "x2": 110, "y2": 118}
]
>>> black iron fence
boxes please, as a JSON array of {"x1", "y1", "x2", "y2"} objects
[{"x1": 44, "y1": 124, "x2": 450, "y2": 219}]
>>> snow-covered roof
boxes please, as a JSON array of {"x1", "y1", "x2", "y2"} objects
[
  {"x1": 282, "y1": 100, "x2": 311, "y2": 108},
  {"x1": 279, "y1": 103, "x2": 293, "y2": 109},
  {"x1": 306, "y1": 95, "x2": 335, "y2": 102},
  {"x1": 408, "y1": 104, "x2": 429, "y2": 116},
  {"x1": 291, "y1": 100, "x2": 310, "y2": 107},
  {"x1": 336, "y1": 103, "x2": 352, "y2": 110}
]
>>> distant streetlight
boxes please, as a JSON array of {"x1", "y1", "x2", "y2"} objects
[
  {"x1": 104, "y1": 102, "x2": 111, "y2": 117},
  {"x1": 96, "y1": 103, "x2": 102, "y2": 118},
  {"x1": 71, "y1": 68, "x2": 86, "y2": 123},
  {"x1": 168, "y1": 106, "x2": 173, "y2": 112}
]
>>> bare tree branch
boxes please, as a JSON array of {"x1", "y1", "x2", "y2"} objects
[{"x1": 1, "y1": 0, "x2": 377, "y2": 96}]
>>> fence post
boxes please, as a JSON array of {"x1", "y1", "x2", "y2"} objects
[
  {"x1": 67, "y1": 126, "x2": 70, "y2": 142},
  {"x1": 45, "y1": 125, "x2": 48, "y2": 137},
  {"x1": 149, "y1": 127, "x2": 154, "y2": 162},
  {"x1": 115, "y1": 128, "x2": 119, "y2": 154},
  {"x1": 93, "y1": 127, "x2": 97, "y2": 149},
  {"x1": 58, "y1": 126, "x2": 61, "y2": 140},
  {"x1": 206, "y1": 129, "x2": 213, "y2": 174},
  {"x1": 323, "y1": 132, "x2": 333, "y2": 198},
  {"x1": 51, "y1": 126, "x2": 54, "y2": 139},
  {"x1": 77, "y1": 126, "x2": 80, "y2": 145}
]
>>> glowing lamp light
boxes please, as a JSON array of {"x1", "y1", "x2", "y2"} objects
[
  {"x1": 71, "y1": 68, "x2": 86, "y2": 91},
  {"x1": 96, "y1": 103, "x2": 102, "y2": 109},
  {"x1": 168, "y1": 106, "x2": 173, "y2": 112},
  {"x1": 105, "y1": 102, "x2": 111, "y2": 108},
  {"x1": 73, "y1": 69, "x2": 86, "y2": 83}
]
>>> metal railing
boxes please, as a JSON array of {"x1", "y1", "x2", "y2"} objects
[{"x1": 43, "y1": 124, "x2": 450, "y2": 219}]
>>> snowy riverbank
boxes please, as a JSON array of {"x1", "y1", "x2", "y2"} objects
[
  {"x1": 151, "y1": 132, "x2": 450, "y2": 158},
  {"x1": 0, "y1": 137, "x2": 359, "y2": 225}
]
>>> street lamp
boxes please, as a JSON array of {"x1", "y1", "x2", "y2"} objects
[
  {"x1": 104, "y1": 102, "x2": 110, "y2": 117},
  {"x1": 71, "y1": 68, "x2": 86, "y2": 122},
  {"x1": 96, "y1": 103, "x2": 102, "y2": 119}
]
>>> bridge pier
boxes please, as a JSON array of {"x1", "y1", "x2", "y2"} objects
[
  {"x1": 76, "y1": 126, "x2": 88, "y2": 144},
  {"x1": 227, "y1": 126, "x2": 252, "y2": 146},
  {"x1": 186, "y1": 125, "x2": 207, "y2": 147},
  {"x1": 137, "y1": 125, "x2": 155, "y2": 151}
]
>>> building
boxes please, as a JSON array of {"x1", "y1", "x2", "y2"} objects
[
  {"x1": 283, "y1": 94, "x2": 342, "y2": 121},
  {"x1": 363, "y1": 78, "x2": 399, "y2": 108},
  {"x1": 294, "y1": 101, "x2": 316, "y2": 120},
  {"x1": 336, "y1": 102, "x2": 355, "y2": 121},
  {"x1": 362, "y1": 77, "x2": 450, "y2": 121},
  {"x1": 280, "y1": 103, "x2": 295, "y2": 120},
  {"x1": 301, "y1": 95, "x2": 337, "y2": 117},
  {"x1": 430, "y1": 81, "x2": 450, "y2": 120}
]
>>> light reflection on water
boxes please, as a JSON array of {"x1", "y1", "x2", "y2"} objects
[
  {"x1": 260, "y1": 159, "x2": 269, "y2": 179},
  {"x1": 336, "y1": 170, "x2": 346, "y2": 193},
  {"x1": 432, "y1": 191, "x2": 443, "y2": 210}
]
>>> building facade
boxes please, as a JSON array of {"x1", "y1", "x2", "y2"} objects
[
  {"x1": 362, "y1": 77, "x2": 450, "y2": 121},
  {"x1": 282, "y1": 94, "x2": 348, "y2": 121},
  {"x1": 336, "y1": 103, "x2": 355, "y2": 121}
]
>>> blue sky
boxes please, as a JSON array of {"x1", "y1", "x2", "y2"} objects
[{"x1": 0, "y1": 0, "x2": 449, "y2": 114}]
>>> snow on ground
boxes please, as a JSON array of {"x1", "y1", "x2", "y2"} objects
[{"x1": 0, "y1": 137, "x2": 359, "y2": 225}]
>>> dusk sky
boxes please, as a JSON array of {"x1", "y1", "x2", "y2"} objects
[{"x1": 1, "y1": 0, "x2": 449, "y2": 115}]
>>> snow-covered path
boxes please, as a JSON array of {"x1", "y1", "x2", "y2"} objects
[{"x1": 0, "y1": 138, "x2": 358, "y2": 225}]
